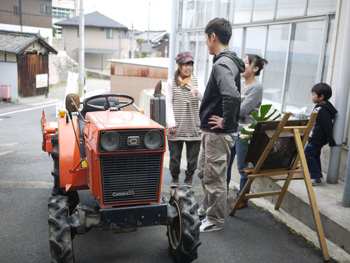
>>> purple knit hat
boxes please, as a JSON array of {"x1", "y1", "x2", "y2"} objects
[{"x1": 175, "y1": 51, "x2": 194, "y2": 64}]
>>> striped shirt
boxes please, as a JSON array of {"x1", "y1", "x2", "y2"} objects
[{"x1": 166, "y1": 76, "x2": 204, "y2": 141}]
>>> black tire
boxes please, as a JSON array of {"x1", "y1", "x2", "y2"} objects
[
  {"x1": 167, "y1": 187, "x2": 201, "y2": 262},
  {"x1": 51, "y1": 133, "x2": 79, "y2": 214},
  {"x1": 48, "y1": 195, "x2": 74, "y2": 263}
]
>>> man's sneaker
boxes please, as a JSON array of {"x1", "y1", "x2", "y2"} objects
[
  {"x1": 199, "y1": 219, "x2": 222, "y2": 233},
  {"x1": 311, "y1": 176, "x2": 324, "y2": 186},
  {"x1": 198, "y1": 209, "x2": 205, "y2": 221}
]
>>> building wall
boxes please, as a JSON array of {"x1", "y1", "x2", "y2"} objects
[
  {"x1": 0, "y1": 0, "x2": 52, "y2": 44},
  {"x1": 0, "y1": 0, "x2": 52, "y2": 28},
  {"x1": 62, "y1": 26, "x2": 129, "y2": 68},
  {"x1": 110, "y1": 62, "x2": 168, "y2": 108},
  {"x1": 0, "y1": 62, "x2": 18, "y2": 100}
]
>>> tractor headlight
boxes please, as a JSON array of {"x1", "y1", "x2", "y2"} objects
[
  {"x1": 100, "y1": 131, "x2": 121, "y2": 152},
  {"x1": 144, "y1": 130, "x2": 164, "y2": 150}
]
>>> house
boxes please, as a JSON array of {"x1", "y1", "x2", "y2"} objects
[
  {"x1": 129, "y1": 30, "x2": 169, "y2": 58},
  {"x1": 55, "y1": 11, "x2": 129, "y2": 71},
  {"x1": 0, "y1": 30, "x2": 57, "y2": 101},
  {"x1": 0, "y1": 0, "x2": 53, "y2": 45}
]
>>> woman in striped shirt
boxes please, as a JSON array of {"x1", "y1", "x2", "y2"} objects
[{"x1": 166, "y1": 51, "x2": 205, "y2": 187}]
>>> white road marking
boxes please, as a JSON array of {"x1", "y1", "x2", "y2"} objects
[
  {"x1": 0, "y1": 103, "x2": 57, "y2": 117},
  {"x1": 0, "y1": 142, "x2": 18, "y2": 147},
  {"x1": 0, "y1": 151, "x2": 12, "y2": 156}
]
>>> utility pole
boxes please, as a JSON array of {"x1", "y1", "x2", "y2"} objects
[
  {"x1": 131, "y1": 23, "x2": 134, "y2": 58},
  {"x1": 147, "y1": 0, "x2": 150, "y2": 43},
  {"x1": 78, "y1": 0, "x2": 85, "y2": 97},
  {"x1": 19, "y1": 0, "x2": 23, "y2": 32}
]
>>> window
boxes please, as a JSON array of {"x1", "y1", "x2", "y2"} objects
[
  {"x1": 176, "y1": 0, "x2": 336, "y2": 119},
  {"x1": 307, "y1": 0, "x2": 336, "y2": 16},
  {"x1": 244, "y1": 26, "x2": 266, "y2": 56},
  {"x1": 252, "y1": 0, "x2": 275, "y2": 21},
  {"x1": 276, "y1": 0, "x2": 306, "y2": 18},
  {"x1": 41, "y1": 5, "x2": 51, "y2": 15},
  {"x1": 40, "y1": 4, "x2": 46, "y2": 14},
  {"x1": 13, "y1": 5, "x2": 20, "y2": 16},
  {"x1": 229, "y1": 28, "x2": 243, "y2": 57},
  {"x1": 180, "y1": 0, "x2": 195, "y2": 29},
  {"x1": 196, "y1": 0, "x2": 206, "y2": 28},
  {"x1": 196, "y1": 33, "x2": 207, "y2": 80},
  {"x1": 205, "y1": 0, "x2": 213, "y2": 25},
  {"x1": 283, "y1": 21, "x2": 324, "y2": 116},
  {"x1": 219, "y1": 0, "x2": 232, "y2": 21},
  {"x1": 233, "y1": 0, "x2": 253, "y2": 24},
  {"x1": 262, "y1": 24, "x2": 290, "y2": 109},
  {"x1": 52, "y1": 7, "x2": 71, "y2": 19},
  {"x1": 321, "y1": 18, "x2": 334, "y2": 83},
  {"x1": 107, "y1": 28, "x2": 113, "y2": 39},
  {"x1": 179, "y1": 32, "x2": 189, "y2": 51},
  {"x1": 189, "y1": 32, "x2": 197, "y2": 59}
]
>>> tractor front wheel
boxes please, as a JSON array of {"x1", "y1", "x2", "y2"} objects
[
  {"x1": 167, "y1": 187, "x2": 201, "y2": 262},
  {"x1": 48, "y1": 195, "x2": 74, "y2": 263}
]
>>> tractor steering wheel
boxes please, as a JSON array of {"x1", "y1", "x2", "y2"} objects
[{"x1": 83, "y1": 94, "x2": 134, "y2": 111}]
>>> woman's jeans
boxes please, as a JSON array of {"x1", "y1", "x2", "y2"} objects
[{"x1": 227, "y1": 137, "x2": 249, "y2": 195}]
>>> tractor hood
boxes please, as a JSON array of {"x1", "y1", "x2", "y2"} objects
[{"x1": 85, "y1": 111, "x2": 164, "y2": 130}]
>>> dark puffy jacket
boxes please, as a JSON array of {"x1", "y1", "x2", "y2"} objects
[
  {"x1": 308, "y1": 101, "x2": 338, "y2": 146},
  {"x1": 199, "y1": 50, "x2": 245, "y2": 133}
]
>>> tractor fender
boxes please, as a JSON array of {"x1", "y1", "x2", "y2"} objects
[
  {"x1": 41, "y1": 109, "x2": 57, "y2": 153},
  {"x1": 58, "y1": 116, "x2": 88, "y2": 190}
]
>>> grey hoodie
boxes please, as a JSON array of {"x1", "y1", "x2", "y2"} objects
[{"x1": 199, "y1": 50, "x2": 245, "y2": 133}]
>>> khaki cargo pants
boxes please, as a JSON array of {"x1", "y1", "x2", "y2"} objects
[{"x1": 197, "y1": 131, "x2": 235, "y2": 227}]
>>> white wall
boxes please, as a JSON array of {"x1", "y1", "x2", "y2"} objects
[{"x1": 0, "y1": 62, "x2": 18, "y2": 100}]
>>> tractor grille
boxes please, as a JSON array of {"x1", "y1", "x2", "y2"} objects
[
  {"x1": 100, "y1": 129, "x2": 164, "y2": 152},
  {"x1": 101, "y1": 152, "x2": 162, "y2": 205}
]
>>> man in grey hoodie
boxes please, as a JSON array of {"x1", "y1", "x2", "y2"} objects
[{"x1": 198, "y1": 17, "x2": 245, "y2": 233}]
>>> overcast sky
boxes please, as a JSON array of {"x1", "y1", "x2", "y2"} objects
[{"x1": 83, "y1": 0, "x2": 172, "y2": 32}]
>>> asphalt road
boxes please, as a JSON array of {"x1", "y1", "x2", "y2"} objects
[{"x1": 0, "y1": 99, "x2": 334, "y2": 263}]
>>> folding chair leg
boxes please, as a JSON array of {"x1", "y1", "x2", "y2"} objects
[{"x1": 274, "y1": 172, "x2": 294, "y2": 210}]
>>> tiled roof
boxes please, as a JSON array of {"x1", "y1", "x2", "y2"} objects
[
  {"x1": 135, "y1": 31, "x2": 167, "y2": 42},
  {"x1": 0, "y1": 30, "x2": 57, "y2": 54},
  {"x1": 0, "y1": 30, "x2": 38, "y2": 54},
  {"x1": 55, "y1": 11, "x2": 128, "y2": 30}
]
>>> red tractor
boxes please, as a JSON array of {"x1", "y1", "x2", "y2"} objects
[{"x1": 41, "y1": 93, "x2": 201, "y2": 263}]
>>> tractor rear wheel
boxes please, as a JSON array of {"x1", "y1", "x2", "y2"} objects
[
  {"x1": 167, "y1": 187, "x2": 201, "y2": 262},
  {"x1": 48, "y1": 195, "x2": 74, "y2": 263}
]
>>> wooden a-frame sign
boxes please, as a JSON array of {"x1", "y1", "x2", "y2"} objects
[{"x1": 230, "y1": 112, "x2": 330, "y2": 262}]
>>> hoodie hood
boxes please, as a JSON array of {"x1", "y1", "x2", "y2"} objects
[
  {"x1": 315, "y1": 101, "x2": 337, "y2": 119},
  {"x1": 213, "y1": 50, "x2": 245, "y2": 73}
]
